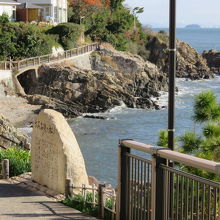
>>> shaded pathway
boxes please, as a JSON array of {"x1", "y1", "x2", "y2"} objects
[{"x1": 0, "y1": 180, "x2": 98, "y2": 220}]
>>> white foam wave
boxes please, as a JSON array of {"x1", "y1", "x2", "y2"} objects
[{"x1": 107, "y1": 101, "x2": 127, "y2": 113}]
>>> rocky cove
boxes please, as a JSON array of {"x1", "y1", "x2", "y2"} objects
[
  {"x1": 21, "y1": 39, "x2": 214, "y2": 119},
  {"x1": 0, "y1": 35, "x2": 217, "y2": 149}
]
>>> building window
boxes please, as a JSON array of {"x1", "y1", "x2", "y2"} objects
[
  {"x1": 45, "y1": 7, "x2": 50, "y2": 17},
  {"x1": 54, "y1": 6, "x2": 58, "y2": 22},
  {"x1": 11, "y1": 6, "x2": 16, "y2": 20},
  {"x1": 63, "y1": 9, "x2": 66, "y2": 22},
  {"x1": 58, "y1": 8, "x2": 62, "y2": 23}
]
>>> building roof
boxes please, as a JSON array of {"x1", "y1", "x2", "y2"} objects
[
  {"x1": 19, "y1": 2, "x2": 43, "y2": 8},
  {"x1": 0, "y1": 0, "x2": 20, "y2": 5}
]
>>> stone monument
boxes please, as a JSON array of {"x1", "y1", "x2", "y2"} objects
[{"x1": 31, "y1": 109, "x2": 89, "y2": 194}]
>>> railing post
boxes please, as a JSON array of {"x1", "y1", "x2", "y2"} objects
[
  {"x1": 151, "y1": 154, "x2": 166, "y2": 220},
  {"x1": 65, "y1": 178, "x2": 73, "y2": 197},
  {"x1": 118, "y1": 140, "x2": 130, "y2": 220},
  {"x1": 98, "y1": 183, "x2": 105, "y2": 219},
  {"x1": 2, "y1": 159, "x2": 9, "y2": 179}
]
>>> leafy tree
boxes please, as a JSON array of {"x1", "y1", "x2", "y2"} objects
[
  {"x1": 68, "y1": 0, "x2": 104, "y2": 24},
  {"x1": 193, "y1": 90, "x2": 220, "y2": 123},
  {"x1": 0, "y1": 15, "x2": 56, "y2": 61},
  {"x1": 47, "y1": 23, "x2": 84, "y2": 50},
  {"x1": 0, "y1": 12, "x2": 9, "y2": 24},
  {"x1": 179, "y1": 132, "x2": 202, "y2": 153},
  {"x1": 157, "y1": 90, "x2": 220, "y2": 180},
  {"x1": 110, "y1": 0, "x2": 125, "y2": 10},
  {"x1": 132, "y1": 7, "x2": 144, "y2": 30}
]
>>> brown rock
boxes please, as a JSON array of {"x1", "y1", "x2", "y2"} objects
[
  {"x1": 0, "y1": 114, "x2": 29, "y2": 150},
  {"x1": 145, "y1": 34, "x2": 214, "y2": 79},
  {"x1": 202, "y1": 49, "x2": 220, "y2": 74}
]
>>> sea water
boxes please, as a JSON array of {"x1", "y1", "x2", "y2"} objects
[
  {"x1": 70, "y1": 28, "x2": 220, "y2": 185},
  {"x1": 154, "y1": 28, "x2": 220, "y2": 53}
]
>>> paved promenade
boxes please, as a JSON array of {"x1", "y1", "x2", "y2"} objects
[{"x1": 0, "y1": 180, "x2": 97, "y2": 220}]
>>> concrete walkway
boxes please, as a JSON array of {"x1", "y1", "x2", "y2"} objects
[{"x1": 0, "y1": 180, "x2": 97, "y2": 220}]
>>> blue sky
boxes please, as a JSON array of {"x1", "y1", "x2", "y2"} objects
[{"x1": 125, "y1": 0, "x2": 220, "y2": 28}]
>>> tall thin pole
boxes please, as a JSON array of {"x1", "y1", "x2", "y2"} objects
[{"x1": 168, "y1": 0, "x2": 176, "y2": 151}]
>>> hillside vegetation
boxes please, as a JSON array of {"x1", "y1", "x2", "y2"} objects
[{"x1": 0, "y1": 0, "x2": 152, "y2": 61}]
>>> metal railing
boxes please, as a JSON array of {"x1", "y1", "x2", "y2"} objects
[
  {"x1": 0, "y1": 43, "x2": 99, "y2": 71},
  {"x1": 65, "y1": 182, "x2": 116, "y2": 219},
  {"x1": 118, "y1": 140, "x2": 220, "y2": 220}
]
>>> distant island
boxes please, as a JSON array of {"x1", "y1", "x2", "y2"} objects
[{"x1": 185, "y1": 24, "x2": 201, "y2": 29}]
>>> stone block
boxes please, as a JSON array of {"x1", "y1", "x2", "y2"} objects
[{"x1": 31, "y1": 109, "x2": 89, "y2": 194}]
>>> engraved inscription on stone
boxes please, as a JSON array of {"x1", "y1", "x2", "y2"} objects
[{"x1": 31, "y1": 109, "x2": 89, "y2": 194}]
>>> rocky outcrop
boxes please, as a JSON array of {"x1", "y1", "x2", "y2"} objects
[
  {"x1": 0, "y1": 114, "x2": 30, "y2": 149},
  {"x1": 26, "y1": 47, "x2": 168, "y2": 117},
  {"x1": 202, "y1": 50, "x2": 220, "y2": 73},
  {"x1": 145, "y1": 35, "x2": 214, "y2": 79}
]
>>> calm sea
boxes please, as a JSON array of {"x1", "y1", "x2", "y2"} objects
[
  {"x1": 70, "y1": 29, "x2": 220, "y2": 185},
  {"x1": 154, "y1": 28, "x2": 220, "y2": 53}
]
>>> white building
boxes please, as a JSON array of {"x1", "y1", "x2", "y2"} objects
[
  {"x1": 0, "y1": 0, "x2": 20, "y2": 21},
  {"x1": 16, "y1": 0, "x2": 67, "y2": 24}
]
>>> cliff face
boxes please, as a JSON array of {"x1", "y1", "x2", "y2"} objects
[
  {"x1": 26, "y1": 47, "x2": 168, "y2": 117},
  {"x1": 202, "y1": 50, "x2": 220, "y2": 73},
  {"x1": 145, "y1": 35, "x2": 214, "y2": 79},
  {"x1": 0, "y1": 114, "x2": 29, "y2": 149}
]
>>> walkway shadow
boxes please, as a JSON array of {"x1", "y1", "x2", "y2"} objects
[
  {"x1": 0, "y1": 183, "x2": 40, "y2": 198},
  {"x1": 3, "y1": 201, "x2": 96, "y2": 219}
]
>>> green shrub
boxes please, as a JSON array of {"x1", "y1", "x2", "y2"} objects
[
  {"x1": 0, "y1": 17, "x2": 55, "y2": 60},
  {"x1": 0, "y1": 148, "x2": 31, "y2": 177},
  {"x1": 63, "y1": 194, "x2": 98, "y2": 217},
  {"x1": 47, "y1": 23, "x2": 84, "y2": 50},
  {"x1": 179, "y1": 132, "x2": 202, "y2": 153},
  {"x1": 0, "y1": 12, "x2": 9, "y2": 24},
  {"x1": 193, "y1": 90, "x2": 220, "y2": 123},
  {"x1": 63, "y1": 192, "x2": 115, "y2": 220}
]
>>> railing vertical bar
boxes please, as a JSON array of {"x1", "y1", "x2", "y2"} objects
[
  {"x1": 143, "y1": 162, "x2": 147, "y2": 220},
  {"x1": 137, "y1": 159, "x2": 140, "y2": 220},
  {"x1": 191, "y1": 180, "x2": 194, "y2": 220},
  {"x1": 147, "y1": 163, "x2": 150, "y2": 220},
  {"x1": 196, "y1": 182, "x2": 199, "y2": 220},
  {"x1": 185, "y1": 178, "x2": 189, "y2": 220},
  {"x1": 134, "y1": 158, "x2": 137, "y2": 220},
  {"x1": 167, "y1": 171, "x2": 171, "y2": 219},
  {"x1": 141, "y1": 161, "x2": 145, "y2": 219},
  {"x1": 130, "y1": 157, "x2": 134, "y2": 220},
  {"x1": 208, "y1": 185, "x2": 211, "y2": 220},
  {"x1": 218, "y1": 187, "x2": 220, "y2": 220},
  {"x1": 180, "y1": 176, "x2": 184, "y2": 220},
  {"x1": 171, "y1": 172, "x2": 175, "y2": 220},
  {"x1": 163, "y1": 169, "x2": 168, "y2": 220},
  {"x1": 176, "y1": 174, "x2": 179, "y2": 220},
  {"x1": 201, "y1": 184, "x2": 205, "y2": 220},
  {"x1": 214, "y1": 187, "x2": 217, "y2": 220}
]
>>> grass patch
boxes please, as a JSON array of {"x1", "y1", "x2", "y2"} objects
[
  {"x1": 63, "y1": 194, "x2": 98, "y2": 217},
  {"x1": 63, "y1": 192, "x2": 115, "y2": 220},
  {"x1": 0, "y1": 147, "x2": 31, "y2": 177}
]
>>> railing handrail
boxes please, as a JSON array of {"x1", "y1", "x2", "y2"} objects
[
  {"x1": 0, "y1": 43, "x2": 99, "y2": 70},
  {"x1": 121, "y1": 139, "x2": 220, "y2": 175}
]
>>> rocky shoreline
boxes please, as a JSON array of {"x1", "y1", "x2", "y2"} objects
[
  {"x1": 146, "y1": 35, "x2": 214, "y2": 79},
  {"x1": 24, "y1": 46, "x2": 168, "y2": 118},
  {"x1": 21, "y1": 40, "x2": 215, "y2": 118},
  {"x1": 0, "y1": 37, "x2": 217, "y2": 135}
]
